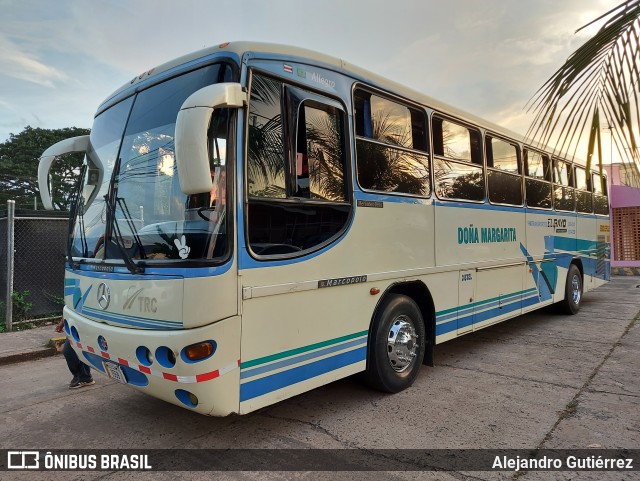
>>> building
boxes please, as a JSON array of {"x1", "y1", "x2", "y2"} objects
[{"x1": 605, "y1": 162, "x2": 640, "y2": 275}]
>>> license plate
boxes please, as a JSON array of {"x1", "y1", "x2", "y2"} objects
[{"x1": 103, "y1": 361, "x2": 127, "y2": 384}]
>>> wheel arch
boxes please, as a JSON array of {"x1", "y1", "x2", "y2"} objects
[
  {"x1": 571, "y1": 257, "x2": 584, "y2": 278},
  {"x1": 369, "y1": 281, "x2": 436, "y2": 367}
]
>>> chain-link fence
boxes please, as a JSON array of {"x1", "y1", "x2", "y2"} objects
[{"x1": 1, "y1": 201, "x2": 69, "y2": 328}]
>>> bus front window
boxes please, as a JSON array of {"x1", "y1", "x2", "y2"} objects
[
  {"x1": 69, "y1": 96, "x2": 133, "y2": 258},
  {"x1": 70, "y1": 62, "x2": 234, "y2": 265}
]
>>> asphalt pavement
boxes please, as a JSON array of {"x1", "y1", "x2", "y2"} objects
[{"x1": 0, "y1": 276, "x2": 638, "y2": 480}]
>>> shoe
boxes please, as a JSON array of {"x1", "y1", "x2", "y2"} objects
[
  {"x1": 68, "y1": 376, "x2": 79, "y2": 388},
  {"x1": 69, "y1": 378, "x2": 95, "y2": 389}
]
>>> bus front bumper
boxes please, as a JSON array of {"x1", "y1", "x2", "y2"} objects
[{"x1": 63, "y1": 306, "x2": 241, "y2": 416}]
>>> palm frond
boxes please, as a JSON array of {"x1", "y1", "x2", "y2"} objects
[{"x1": 527, "y1": 0, "x2": 640, "y2": 178}]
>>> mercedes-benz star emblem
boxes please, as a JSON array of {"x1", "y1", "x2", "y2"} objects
[{"x1": 96, "y1": 282, "x2": 111, "y2": 310}]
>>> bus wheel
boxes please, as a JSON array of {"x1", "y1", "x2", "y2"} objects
[
  {"x1": 365, "y1": 294, "x2": 426, "y2": 393},
  {"x1": 561, "y1": 264, "x2": 583, "y2": 315}
]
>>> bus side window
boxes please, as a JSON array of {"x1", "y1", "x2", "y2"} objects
[
  {"x1": 553, "y1": 158, "x2": 575, "y2": 212},
  {"x1": 574, "y1": 165, "x2": 592, "y2": 213},
  {"x1": 432, "y1": 116, "x2": 484, "y2": 202},
  {"x1": 354, "y1": 88, "x2": 430, "y2": 197},
  {"x1": 433, "y1": 118, "x2": 477, "y2": 162},
  {"x1": 247, "y1": 72, "x2": 351, "y2": 257},
  {"x1": 592, "y1": 172, "x2": 609, "y2": 215},
  {"x1": 295, "y1": 101, "x2": 346, "y2": 201},
  {"x1": 247, "y1": 74, "x2": 287, "y2": 199},
  {"x1": 486, "y1": 136, "x2": 522, "y2": 206},
  {"x1": 524, "y1": 149, "x2": 552, "y2": 209}
]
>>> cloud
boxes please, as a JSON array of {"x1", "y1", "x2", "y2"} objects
[
  {"x1": 0, "y1": 0, "x2": 625, "y2": 144},
  {"x1": 0, "y1": 32, "x2": 68, "y2": 87}
]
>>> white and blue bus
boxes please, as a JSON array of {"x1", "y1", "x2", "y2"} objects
[{"x1": 38, "y1": 42, "x2": 610, "y2": 416}]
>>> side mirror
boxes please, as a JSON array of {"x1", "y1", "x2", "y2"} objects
[
  {"x1": 175, "y1": 83, "x2": 245, "y2": 195},
  {"x1": 38, "y1": 135, "x2": 90, "y2": 210}
]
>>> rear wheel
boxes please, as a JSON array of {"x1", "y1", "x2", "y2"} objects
[
  {"x1": 365, "y1": 294, "x2": 426, "y2": 393},
  {"x1": 561, "y1": 264, "x2": 583, "y2": 315}
]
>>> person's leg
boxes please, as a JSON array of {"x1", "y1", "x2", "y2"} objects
[
  {"x1": 62, "y1": 339, "x2": 82, "y2": 377},
  {"x1": 63, "y1": 340, "x2": 94, "y2": 388},
  {"x1": 77, "y1": 359, "x2": 93, "y2": 383}
]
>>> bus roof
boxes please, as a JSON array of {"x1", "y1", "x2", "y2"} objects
[{"x1": 100, "y1": 41, "x2": 581, "y2": 164}]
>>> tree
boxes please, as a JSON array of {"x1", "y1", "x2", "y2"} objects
[
  {"x1": 527, "y1": 0, "x2": 640, "y2": 180},
  {"x1": 0, "y1": 126, "x2": 90, "y2": 210}
]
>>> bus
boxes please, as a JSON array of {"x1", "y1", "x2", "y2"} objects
[{"x1": 38, "y1": 42, "x2": 610, "y2": 416}]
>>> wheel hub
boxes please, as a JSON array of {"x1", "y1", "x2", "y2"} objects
[
  {"x1": 571, "y1": 274, "x2": 581, "y2": 305},
  {"x1": 387, "y1": 316, "x2": 419, "y2": 372}
]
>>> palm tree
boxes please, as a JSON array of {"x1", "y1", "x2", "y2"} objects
[{"x1": 527, "y1": 0, "x2": 640, "y2": 181}]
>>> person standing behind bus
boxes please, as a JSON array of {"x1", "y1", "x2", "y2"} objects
[{"x1": 55, "y1": 320, "x2": 95, "y2": 389}]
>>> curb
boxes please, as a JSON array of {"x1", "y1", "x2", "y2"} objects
[
  {"x1": 611, "y1": 267, "x2": 640, "y2": 276},
  {"x1": 0, "y1": 336, "x2": 65, "y2": 367},
  {"x1": 0, "y1": 347, "x2": 58, "y2": 366}
]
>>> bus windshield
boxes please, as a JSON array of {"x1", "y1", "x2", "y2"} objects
[{"x1": 70, "y1": 62, "x2": 235, "y2": 266}]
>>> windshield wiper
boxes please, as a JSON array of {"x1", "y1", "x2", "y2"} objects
[
  {"x1": 67, "y1": 164, "x2": 88, "y2": 269},
  {"x1": 116, "y1": 196, "x2": 146, "y2": 260},
  {"x1": 103, "y1": 154, "x2": 145, "y2": 275},
  {"x1": 104, "y1": 192, "x2": 145, "y2": 274}
]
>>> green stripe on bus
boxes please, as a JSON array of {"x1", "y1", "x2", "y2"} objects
[
  {"x1": 244, "y1": 286, "x2": 539, "y2": 369},
  {"x1": 241, "y1": 330, "x2": 369, "y2": 369},
  {"x1": 436, "y1": 288, "x2": 538, "y2": 317}
]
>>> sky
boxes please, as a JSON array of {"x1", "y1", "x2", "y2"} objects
[{"x1": 0, "y1": 0, "x2": 621, "y2": 146}]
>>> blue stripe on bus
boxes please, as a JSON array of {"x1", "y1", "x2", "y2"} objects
[
  {"x1": 434, "y1": 200, "x2": 608, "y2": 219},
  {"x1": 436, "y1": 293, "x2": 540, "y2": 336},
  {"x1": 81, "y1": 306, "x2": 182, "y2": 330},
  {"x1": 581, "y1": 256, "x2": 608, "y2": 278},
  {"x1": 434, "y1": 200, "x2": 524, "y2": 213},
  {"x1": 520, "y1": 244, "x2": 554, "y2": 300},
  {"x1": 436, "y1": 289, "x2": 536, "y2": 323},
  {"x1": 240, "y1": 346, "x2": 366, "y2": 402},
  {"x1": 67, "y1": 260, "x2": 232, "y2": 280},
  {"x1": 240, "y1": 337, "x2": 367, "y2": 380},
  {"x1": 551, "y1": 236, "x2": 597, "y2": 253},
  {"x1": 240, "y1": 288, "x2": 540, "y2": 401},
  {"x1": 76, "y1": 285, "x2": 93, "y2": 310}
]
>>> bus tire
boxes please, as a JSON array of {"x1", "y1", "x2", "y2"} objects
[
  {"x1": 365, "y1": 294, "x2": 426, "y2": 393},
  {"x1": 561, "y1": 264, "x2": 583, "y2": 315}
]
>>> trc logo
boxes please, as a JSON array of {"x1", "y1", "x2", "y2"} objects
[{"x1": 123, "y1": 287, "x2": 158, "y2": 313}]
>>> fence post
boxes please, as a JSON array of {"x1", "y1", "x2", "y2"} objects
[{"x1": 5, "y1": 200, "x2": 15, "y2": 331}]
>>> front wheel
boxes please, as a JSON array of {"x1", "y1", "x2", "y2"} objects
[
  {"x1": 560, "y1": 264, "x2": 583, "y2": 315},
  {"x1": 365, "y1": 294, "x2": 426, "y2": 393}
]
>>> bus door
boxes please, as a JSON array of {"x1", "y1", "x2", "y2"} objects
[
  {"x1": 457, "y1": 269, "x2": 475, "y2": 335},
  {"x1": 239, "y1": 68, "x2": 357, "y2": 413},
  {"x1": 473, "y1": 263, "x2": 523, "y2": 330}
]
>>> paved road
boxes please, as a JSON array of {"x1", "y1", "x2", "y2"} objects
[{"x1": 1, "y1": 277, "x2": 638, "y2": 480}]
